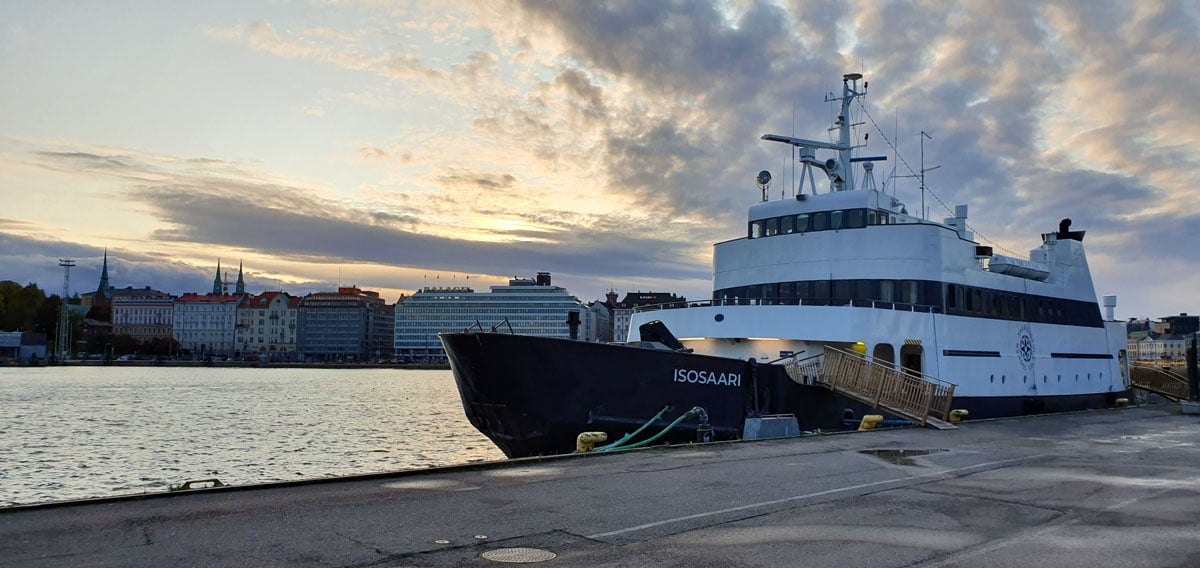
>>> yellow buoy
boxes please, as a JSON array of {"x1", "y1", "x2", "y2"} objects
[
  {"x1": 858, "y1": 415, "x2": 883, "y2": 431},
  {"x1": 949, "y1": 409, "x2": 969, "y2": 423},
  {"x1": 576, "y1": 432, "x2": 608, "y2": 452}
]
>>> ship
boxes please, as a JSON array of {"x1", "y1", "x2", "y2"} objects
[{"x1": 441, "y1": 72, "x2": 1131, "y2": 459}]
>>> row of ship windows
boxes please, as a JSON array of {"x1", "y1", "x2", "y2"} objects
[
  {"x1": 748, "y1": 208, "x2": 900, "y2": 239},
  {"x1": 713, "y1": 279, "x2": 1103, "y2": 327}
]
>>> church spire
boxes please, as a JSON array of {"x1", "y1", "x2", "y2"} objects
[
  {"x1": 212, "y1": 258, "x2": 223, "y2": 295},
  {"x1": 97, "y1": 248, "x2": 112, "y2": 299},
  {"x1": 235, "y1": 260, "x2": 245, "y2": 295}
]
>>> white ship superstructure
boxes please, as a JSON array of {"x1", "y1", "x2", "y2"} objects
[{"x1": 630, "y1": 73, "x2": 1129, "y2": 412}]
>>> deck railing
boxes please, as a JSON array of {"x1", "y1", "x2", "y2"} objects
[
  {"x1": 782, "y1": 347, "x2": 956, "y2": 426},
  {"x1": 1129, "y1": 363, "x2": 1190, "y2": 401}
]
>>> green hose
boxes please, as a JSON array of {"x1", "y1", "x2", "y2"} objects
[
  {"x1": 592, "y1": 405, "x2": 670, "y2": 452},
  {"x1": 596, "y1": 406, "x2": 706, "y2": 453}
]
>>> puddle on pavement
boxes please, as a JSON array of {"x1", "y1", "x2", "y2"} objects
[{"x1": 859, "y1": 449, "x2": 949, "y2": 466}]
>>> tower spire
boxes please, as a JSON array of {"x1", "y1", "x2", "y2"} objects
[
  {"x1": 235, "y1": 260, "x2": 245, "y2": 295},
  {"x1": 212, "y1": 258, "x2": 223, "y2": 295},
  {"x1": 97, "y1": 247, "x2": 111, "y2": 299}
]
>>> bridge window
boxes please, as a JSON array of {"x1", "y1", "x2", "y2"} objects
[
  {"x1": 813, "y1": 211, "x2": 829, "y2": 231},
  {"x1": 830, "y1": 210, "x2": 844, "y2": 230},
  {"x1": 765, "y1": 217, "x2": 780, "y2": 236},
  {"x1": 868, "y1": 210, "x2": 878, "y2": 225},
  {"x1": 781, "y1": 215, "x2": 794, "y2": 234},
  {"x1": 946, "y1": 284, "x2": 957, "y2": 309},
  {"x1": 750, "y1": 221, "x2": 763, "y2": 239},
  {"x1": 796, "y1": 214, "x2": 810, "y2": 233},
  {"x1": 847, "y1": 209, "x2": 865, "y2": 229}
]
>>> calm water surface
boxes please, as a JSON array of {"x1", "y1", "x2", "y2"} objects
[{"x1": 0, "y1": 367, "x2": 505, "y2": 506}]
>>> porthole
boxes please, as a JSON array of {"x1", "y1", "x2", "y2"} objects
[
  {"x1": 990, "y1": 374, "x2": 994, "y2": 383},
  {"x1": 714, "y1": 314, "x2": 725, "y2": 322},
  {"x1": 1087, "y1": 373, "x2": 1091, "y2": 381},
  {"x1": 1043, "y1": 375, "x2": 1048, "y2": 383},
  {"x1": 1023, "y1": 375, "x2": 1027, "y2": 384},
  {"x1": 1057, "y1": 374, "x2": 1061, "y2": 383},
  {"x1": 1075, "y1": 374, "x2": 1079, "y2": 382},
  {"x1": 1002, "y1": 375, "x2": 1006, "y2": 384}
]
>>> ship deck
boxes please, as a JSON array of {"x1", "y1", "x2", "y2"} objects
[{"x1": 2, "y1": 404, "x2": 1198, "y2": 567}]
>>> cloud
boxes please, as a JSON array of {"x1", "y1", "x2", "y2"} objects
[{"x1": 358, "y1": 146, "x2": 387, "y2": 159}]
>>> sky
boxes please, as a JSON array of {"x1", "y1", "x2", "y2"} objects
[{"x1": 1, "y1": 0, "x2": 1197, "y2": 320}]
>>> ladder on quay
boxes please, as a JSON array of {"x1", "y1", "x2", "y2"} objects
[
  {"x1": 1129, "y1": 363, "x2": 1190, "y2": 401},
  {"x1": 783, "y1": 347, "x2": 958, "y2": 430}
]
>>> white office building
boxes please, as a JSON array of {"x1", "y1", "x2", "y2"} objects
[{"x1": 394, "y1": 272, "x2": 590, "y2": 362}]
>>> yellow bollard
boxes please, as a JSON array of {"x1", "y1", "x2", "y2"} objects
[
  {"x1": 576, "y1": 432, "x2": 608, "y2": 452},
  {"x1": 858, "y1": 415, "x2": 883, "y2": 431},
  {"x1": 949, "y1": 409, "x2": 969, "y2": 423}
]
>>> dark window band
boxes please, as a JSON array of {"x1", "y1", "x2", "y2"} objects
[
  {"x1": 943, "y1": 350, "x2": 1001, "y2": 357},
  {"x1": 712, "y1": 278, "x2": 1103, "y2": 328},
  {"x1": 1050, "y1": 352, "x2": 1114, "y2": 359}
]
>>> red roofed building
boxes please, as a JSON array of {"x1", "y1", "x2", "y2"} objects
[{"x1": 236, "y1": 291, "x2": 299, "y2": 361}]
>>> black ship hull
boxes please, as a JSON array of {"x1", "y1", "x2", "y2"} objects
[{"x1": 440, "y1": 332, "x2": 876, "y2": 458}]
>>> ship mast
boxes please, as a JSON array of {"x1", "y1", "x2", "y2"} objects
[{"x1": 762, "y1": 73, "x2": 872, "y2": 195}]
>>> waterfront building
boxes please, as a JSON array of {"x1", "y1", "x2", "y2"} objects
[
  {"x1": 580, "y1": 300, "x2": 614, "y2": 343},
  {"x1": 171, "y1": 262, "x2": 247, "y2": 358},
  {"x1": 111, "y1": 287, "x2": 175, "y2": 342},
  {"x1": 1127, "y1": 313, "x2": 1199, "y2": 362},
  {"x1": 0, "y1": 332, "x2": 46, "y2": 362},
  {"x1": 236, "y1": 292, "x2": 299, "y2": 361},
  {"x1": 393, "y1": 272, "x2": 589, "y2": 363},
  {"x1": 611, "y1": 292, "x2": 687, "y2": 342},
  {"x1": 296, "y1": 287, "x2": 392, "y2": 362},
  {"x1": 173, "y1": 293, "x2": 242, "y2": 357}
]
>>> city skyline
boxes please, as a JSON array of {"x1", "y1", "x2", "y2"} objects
[{"x1": 3, "y1": 1, "x2": 1199, "y2": 319}]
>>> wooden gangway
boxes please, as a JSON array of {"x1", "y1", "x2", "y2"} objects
[
  {"x1": 782, "y1": 347, "x2": 958, "y2": 430},
  {"x1": 1130, "y1": 363, "x2": 1191, "y2": 401}
]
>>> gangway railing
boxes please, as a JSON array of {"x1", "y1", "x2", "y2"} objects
[
  {"x1": 1130, "y1": 363, "x2": 1190, "y2": 401},
  {"x1": 781, "y1": 347, "x2": 957, "y2": 429}
]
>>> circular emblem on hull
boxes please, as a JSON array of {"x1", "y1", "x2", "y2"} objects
[{"x1": 1017, "y1": 324, "x2": 1035, "y2": 373}]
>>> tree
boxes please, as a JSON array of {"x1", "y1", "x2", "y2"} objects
[{"x1": 0, "y1": 281, "x2": 46, "y2": 331}]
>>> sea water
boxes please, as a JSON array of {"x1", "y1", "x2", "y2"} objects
[{"x1": 0, "y1": 366, "x2": 504, "y2": 506}]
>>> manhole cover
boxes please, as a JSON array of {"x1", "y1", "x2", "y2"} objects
[{"x1": 481, "y1": 547, "x2": 557, "y2": 563}]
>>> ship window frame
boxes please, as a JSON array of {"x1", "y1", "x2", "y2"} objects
[
  {"x1": 830, "y1": 210, "x2": 844, "y2": 230},
  {"x1": 879, "y1": 280, "x2": 895, "y2": 302},
  {"x1": 812, "y1": 280, "x2": 830, "y2": 302},
  {"x1": 855, "y1": 279, "x2": 874, "y2": 301},
  {"x1": 796, "y1": 214, "x2": 810, "y2": 233},
  {"x1": 781, "y1": 215, "x2": 795, "y2": 234},
  {"x1": 795, "y1": 281, "x2": 812, "y2": 301},
  {"x1": 812, "y1": 211, "x2": 829, "y2": 231},
  {"x1": 779, "y1": 281, "x2": 795, "y2": 304},
  {"x1": 868, "y1": 210, "x2": 878, "y2": 225},
  {"x1": 765, "y1": 217, "x2": 780, "y2": 236},
  {"x1": 946, "y1": 284, "x2": 957, "y2": 309},
  {"x1": 750, "y1": 220, "x2": 763, "y2": 239},
  {"x1": 847, "y1": 208, "x2": 865, "y2": 229},
  {"x1": 833, "y1": 280, "x2": 851, "y2": 302},
  {"x1": 901, "y1": 280, "x2": 919, "y2": 305}
]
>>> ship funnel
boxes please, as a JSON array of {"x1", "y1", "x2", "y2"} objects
[{"x1": 1102, "y1": 295, "x2": 1117, "y2": 321}]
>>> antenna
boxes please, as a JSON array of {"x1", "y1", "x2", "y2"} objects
[
  {"x1": 894, "y1": 130, "x2": 940, "y2": 219},
  {"x1": 57, "y1": 259, "x2": 75, "y2": 358}
]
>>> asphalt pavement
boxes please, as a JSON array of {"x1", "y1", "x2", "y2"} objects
[{"x1": 2, "y1": 404, "x2": 1198, "y2": 567}]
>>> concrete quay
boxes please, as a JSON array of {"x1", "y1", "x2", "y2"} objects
[{"x1": 2, "y1": 405, "x2": 1198, "y2": 567}]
